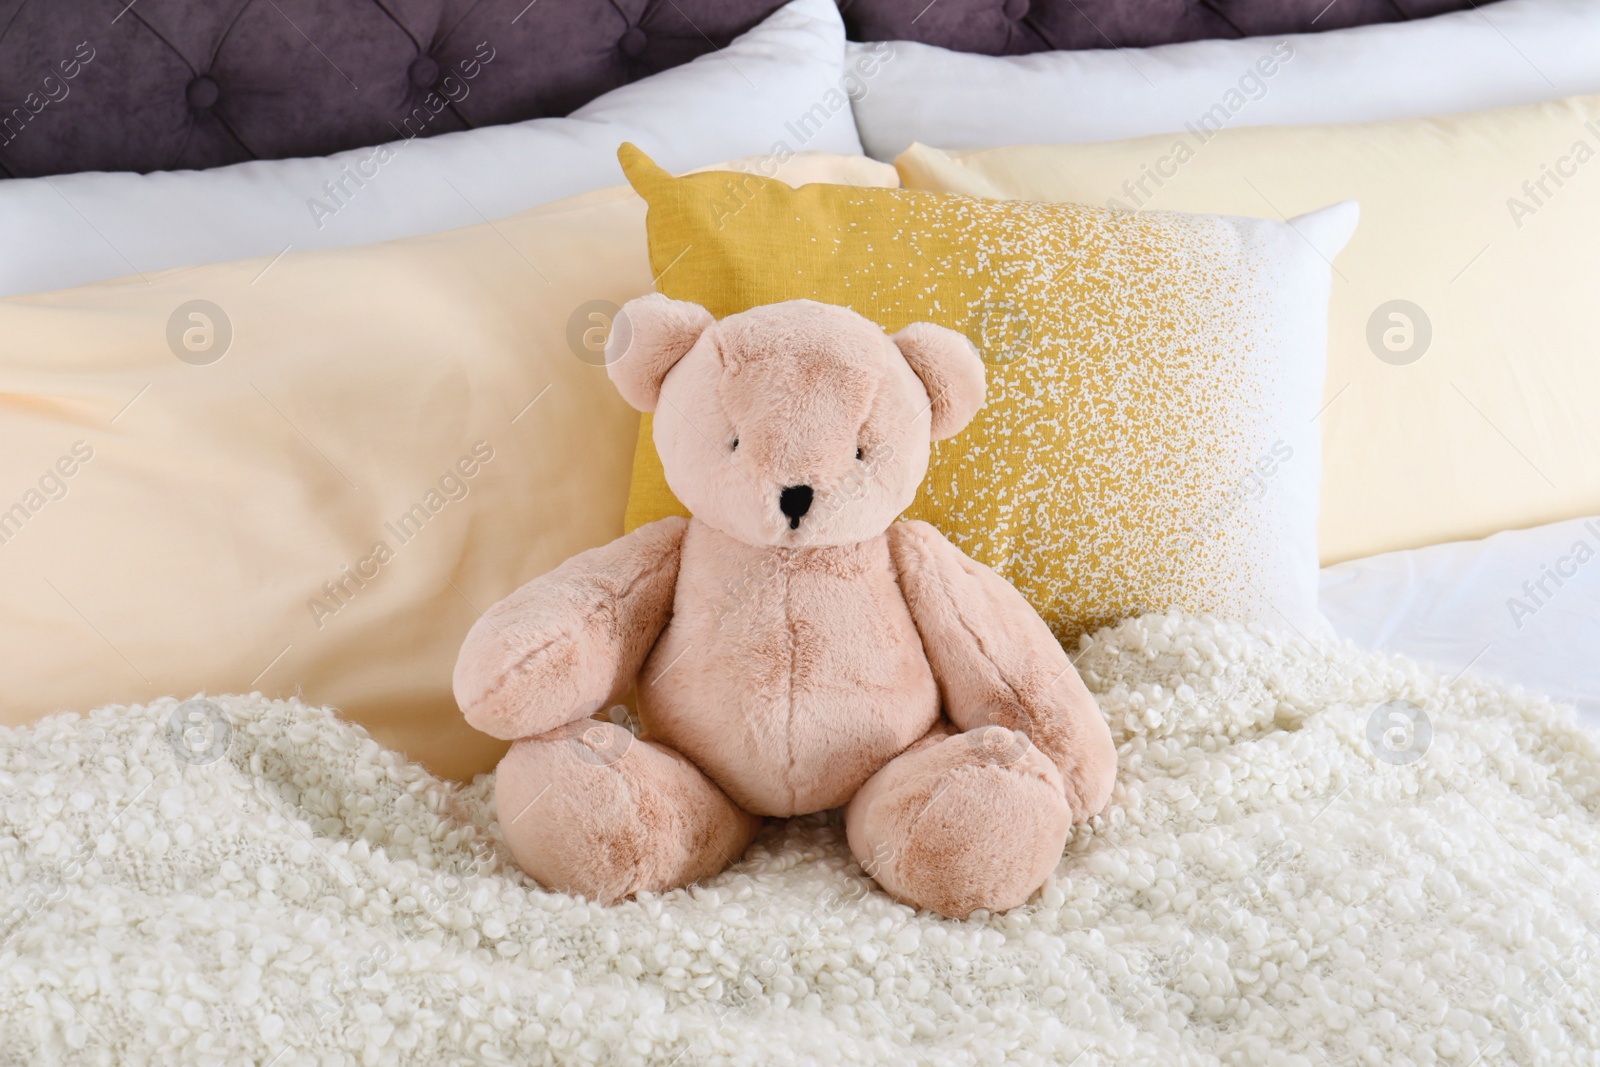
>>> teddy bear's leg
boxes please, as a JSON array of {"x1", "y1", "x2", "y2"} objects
[
  {"x1": 844, "y1": 723, "x2": 1073, "y2": 919},
  {"x1": 495, "y1": 718, "x2": 761, "y2": 904}
]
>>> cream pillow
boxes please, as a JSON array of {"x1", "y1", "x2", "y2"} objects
[
  {"x1": 896, "y1": 94, "x2": 1600, "y2": 562},
  {"x1": 0, "y1": 152, "x2": 897, "y2": 782}
]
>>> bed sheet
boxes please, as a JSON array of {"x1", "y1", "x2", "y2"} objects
[{"x1": 1320, "y1": 515, "x2": 1600, "y2": 730}]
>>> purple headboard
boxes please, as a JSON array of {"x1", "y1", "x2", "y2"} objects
[
  {"x1": 839, "y1": 0, "x2": 1482, "y2": 54},
  {"x1": 0, "y1": 0, "x2": 1485, "y2": 179}
]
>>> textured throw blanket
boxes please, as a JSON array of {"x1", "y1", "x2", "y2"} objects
[{"x1": 3, "y1": 614, "x2": 1597, "y2": 1066}]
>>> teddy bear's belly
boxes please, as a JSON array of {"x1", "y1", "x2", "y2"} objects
[{"x1": 637, "y1": 528, "x2": 939, "y2": 817}]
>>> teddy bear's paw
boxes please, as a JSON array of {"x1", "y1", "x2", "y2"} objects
[
  {"x1": 454, "y1": 620, "x2": 614, "y2": 741},
  {"x1": 453, "y1": 517, "x2": 687, "y2": 741},
  {"x1": 495, "y1": 719, "x2": 762, "y2": 904},
  {"x1": 844, "y1": 728, "x2": 1072, "y2": 919}
]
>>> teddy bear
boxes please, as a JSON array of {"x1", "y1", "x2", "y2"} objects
[{"x1": 453, "y1": 296, "x2": 1116, "y2": 918}]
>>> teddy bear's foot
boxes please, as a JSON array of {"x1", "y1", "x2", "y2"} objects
[
  {"x1": 845, "y1": 726, "x2": 1073, "y2": 919},
  {"x1": 495, "y1": 719, "x2": 761, "y2": 904}
]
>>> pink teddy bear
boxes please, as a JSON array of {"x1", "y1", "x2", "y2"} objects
[{"x1": 454, "y1": 296, "x2": 1116, "y2": 918}]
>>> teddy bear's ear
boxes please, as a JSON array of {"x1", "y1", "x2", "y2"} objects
[
  {"x1": 605, "y1": 293, "x2": 715, "y2": 412},
  {"x1": 891, "y1": 322, "x2": 987, "y2": 440}
]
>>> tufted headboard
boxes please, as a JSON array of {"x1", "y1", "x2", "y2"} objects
[
  {"x1": 842, "y1": 0, "x2": 1485, "y2": 53},
  {"x1": 0, "y1": 0, "x2": 1484, "y2": 179}
]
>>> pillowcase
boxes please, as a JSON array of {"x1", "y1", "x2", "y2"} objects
[
  {"x1": 0, "y1": 0, "x2": 868, "y2": 298},
  {"x1": 849, "y1": 0, "x2": 1600, "y2": 160},
  {"x1": 895, "y1": 93, "x2": 1600, "y2": 563},
  {"x1": 0, "y1": 151, "x2": 897, "y2": 783},
  {"x1": 1319, "y1": 514, "x2": 1600, "y2": 728},
  {"x1": 619, "y1": 146, "x2": 1356, "y2": 644}
]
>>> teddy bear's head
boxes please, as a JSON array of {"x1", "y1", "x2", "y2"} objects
[{"x1": 606, "y1": 296, "x2": 985, "y2": 548}]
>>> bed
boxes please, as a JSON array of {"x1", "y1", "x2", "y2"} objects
[{"x1": 3, "y1": 1, "x2": 1598, "y2": 1063}]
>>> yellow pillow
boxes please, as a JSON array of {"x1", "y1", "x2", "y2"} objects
[
  {"x1": 895, "y1": 94, "x2": 1600, "y2": 563},
  {"x1": 0, "y1": 152, "x2": 897, "y2": 782},
  {"x1": 619, "y1": 145, "x2": 1356, "y2": 643}
]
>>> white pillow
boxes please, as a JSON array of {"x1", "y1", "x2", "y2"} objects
[
  {"x1": 849, "y1": 0, "x2": 1600, "y2": 160},
  {"x1": 0, "y1": 0, "x2": 863, "y2": 297}
]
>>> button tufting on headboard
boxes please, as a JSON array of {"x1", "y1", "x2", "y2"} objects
[
  {"x1": 407, "y1": 56, "x2": 442, "y2": 91},
  {"x1": 619, "y1": 27, "x2": 651, "y2": 58},
  {"x1": 185, "y1": 75, "x2": 221, "y2": 112},
  {"x1": 0, "y1": 0, "x2": 1491, "y2": 179}
]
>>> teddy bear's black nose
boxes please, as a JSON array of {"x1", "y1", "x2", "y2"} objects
[{"x1": 779, "y1": 485, "x2": 813, "y2": 529}]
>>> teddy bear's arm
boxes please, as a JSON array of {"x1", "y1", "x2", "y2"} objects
[
  {"x1": 885, "y1": 520, "x2": 1116, "y2": 820},
  {"x1": 453, "y1": 517, "x2": 688, "y2": 741}
]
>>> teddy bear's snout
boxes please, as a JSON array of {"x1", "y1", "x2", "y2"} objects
[{"x1": 778, "y1": 485, "x2": 814, "y2": 529}]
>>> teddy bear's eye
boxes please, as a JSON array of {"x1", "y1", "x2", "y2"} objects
[{"x1": 855, "y1": 447, "x2": 864, "y2": 461}]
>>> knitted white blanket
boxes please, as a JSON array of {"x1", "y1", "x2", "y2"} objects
[{"x1": 3, "y1": 614, "x2": 1597, "y2": 1067}]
